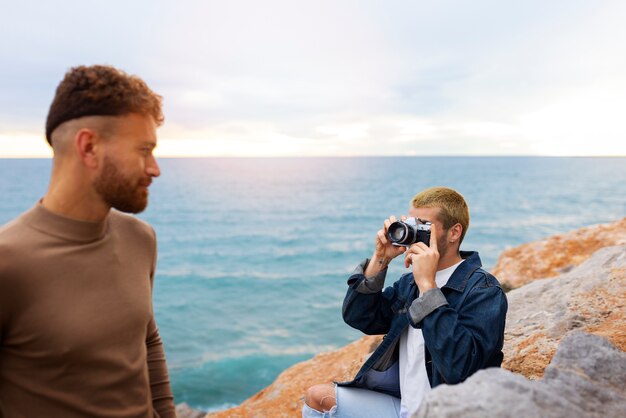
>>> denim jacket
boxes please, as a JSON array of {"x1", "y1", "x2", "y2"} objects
[{"x1": 337, "y1": 251, "x2": 507, "y2": 399}]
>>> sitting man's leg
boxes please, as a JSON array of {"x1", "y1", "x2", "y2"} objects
[
  {"x1": 303, "y1": 383, "x2": 401, "y2": 418},
  {"x1": 304, "y1": 383, "x2": 337, "y2": 414}
]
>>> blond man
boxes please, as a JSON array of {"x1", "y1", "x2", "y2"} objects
[{"x1": 303, "y1": 187, "x2": 507, "y2": 418}]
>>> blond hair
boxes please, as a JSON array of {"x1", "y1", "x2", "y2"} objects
[{"x1": 411, "y1": 187, "x2": 470, "y2": 243}]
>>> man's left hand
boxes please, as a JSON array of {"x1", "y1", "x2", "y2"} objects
[{"x1": 404, "y1": 223, "x2": 439, "y2": 294}]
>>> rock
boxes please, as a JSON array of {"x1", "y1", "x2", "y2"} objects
[
  {"x1": 492, "y1": 218, "x2": 626, "y2": 289},
  {"x1": 202, "y1": 226, "x2": 626, "y2": 416},
  {"x1": 503, "y1": 245, "x2": 626, "y2": 378},
  {"x1": 176, "y1": 403, "x2": 206, "y2": 418},
  {"x1": 413, "y1": 332, "x2": 626, "y2": 418},
  {"x1": 204, "y1": 335, "x2": 382, "y2": 418}
]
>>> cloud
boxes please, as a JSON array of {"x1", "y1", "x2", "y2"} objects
[
  {"x1": 1, "y1": 0, "x2": 625, "y2": 157},
  {"x1": 0, "y1": 132, "x2": 51, "y2": 158}
]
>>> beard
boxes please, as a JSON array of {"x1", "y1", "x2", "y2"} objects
[
  {"x1": 94, "y1": 156, "x2": 150, "y2": 214},
  {"x1": 437, "y1": 232, "x2": 450, "y2": 257}
]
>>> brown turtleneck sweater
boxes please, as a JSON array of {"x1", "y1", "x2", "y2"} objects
[{"x1": 0, "y1": 203, "x2": 175, "y2": 418}]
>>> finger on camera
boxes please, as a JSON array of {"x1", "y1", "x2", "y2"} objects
[
  {"x1": 429, "y1": 223, "x2": 438, "y2": 249},
  {"x1": 393, "y1": 246, "x2": 406, "y2": 259},
  {"x1": 408, "y1": 242, "x2": 428, "y2": 254},
  {"x1": 377, "y1": 230, "x2": 389, "y2": 245},
  {"x1": 404, "y1": 253, "x2": 412, "y2": 268},
  {"x1": 406, "y1": 252, "x2": 420, "y2": 267}
]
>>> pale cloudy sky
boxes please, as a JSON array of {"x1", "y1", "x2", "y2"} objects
[{"x1": 1, "y1": 0, "x2": 625, "y2": 157}]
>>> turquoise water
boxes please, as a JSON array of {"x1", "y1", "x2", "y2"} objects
[{"x1": 1, "y1": 157, "x2": 625, "y2": 410}]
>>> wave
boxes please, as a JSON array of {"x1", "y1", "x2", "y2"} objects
[{"x1": 197, "y1": 343, "x2": 339, "y2": 364}]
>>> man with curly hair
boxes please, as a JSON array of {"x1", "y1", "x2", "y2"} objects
[{"x1": 0, "y1": 65, "x2": 175, "y2": 417}]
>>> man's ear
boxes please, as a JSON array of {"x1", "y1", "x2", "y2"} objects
[
  {"x1": 448, "y1": 223, "x2": 463, "y2": 243},
  {"x1": 74, "y1": 129, "x2": 99, "y2": 169}
]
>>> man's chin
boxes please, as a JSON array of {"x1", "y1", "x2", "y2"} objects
[
  {"x1": 132, "y1": 198, "x2": 149, "y2": 214},
  {"x1": 112, "y1": 197, "x2": 149, "y2": 214}
]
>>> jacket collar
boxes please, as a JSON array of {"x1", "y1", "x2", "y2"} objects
[{"x1": 441, "y1": 251, "x2": 482, "y2": 293}]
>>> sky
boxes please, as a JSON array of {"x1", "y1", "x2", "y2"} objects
[{"x1": 1, "y1": 0, "x2": 625, "y2": 157}]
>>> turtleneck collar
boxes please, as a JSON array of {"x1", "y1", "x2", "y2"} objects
[{"x1": 21, "y1": 201, "x2": 109, "y2": 243}]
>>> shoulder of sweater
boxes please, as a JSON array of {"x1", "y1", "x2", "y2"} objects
[
  {"x1": 0, "y1": 217, "x2": 25, "y2": 274},
  {"x1": 0, "y1": 214, "x2": 31, "y2": 249},
  {"x1": 108, "y1": 210, "x2": 155, "y2": 240},
  {"x1": 0, "y1": 215, "x2": 23, "y2": 239}
]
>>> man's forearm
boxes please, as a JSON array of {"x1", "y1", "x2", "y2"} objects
[
  {"x1": 146, "y1": 324, "x2": 175, "y2": 418},
  {"x1": 364, "y1": 253, "x2": 391, "y2": 278},
  {"x1": 351, "y1": 258, "x2": 389, "y2": 294},
  {"x1": 343, "y1": 259, "x2": 395, "y2": 335},
  {"x1": 408, "y1": 288, "x2": 448, "y2": 325}
]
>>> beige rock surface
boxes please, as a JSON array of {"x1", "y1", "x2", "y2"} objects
[
  {"x1": 492, "y1": 217, "x2": 626, "y2": 289},
  {"x1": 414, "y1": 332, "x2": 626, "y2": 418},
  {"x1": 502, "y1": 245, "x2": 626, "y2": 379}
]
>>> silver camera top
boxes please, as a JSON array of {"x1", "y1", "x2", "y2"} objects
[{"x1": 403, "y1": 217, "x2": 432, "y2": 230}]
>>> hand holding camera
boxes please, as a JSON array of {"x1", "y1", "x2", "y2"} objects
[
  {"x1": 365, "y1": 216, "x2": 439, "y2": 287},
  {"x1": 403, "y1": 222, "x2": 440, "y2": 294},
  {"x1": 364, "y1": 216, "x2": 408, "y2": 277}
]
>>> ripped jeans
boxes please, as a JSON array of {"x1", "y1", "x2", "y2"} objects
[{"x1": 301, "y1": 385, "x2": 402, "y2": 418}]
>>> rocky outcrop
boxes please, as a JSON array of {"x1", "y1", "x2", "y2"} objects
[
  {"x1": 492, "y1": 218, "x2": 626, "y2": 289},
  {"x1": 202, "y1": 222, "x2": 626, "y2": 417},
  {"x1": 176, "y1": 403, "x2": 206, "y2": 418},
  {"x1": 413, "y1": 332, "x2": 626, "y2": 418},
  {"x1": 503, "y1": 245, "x2": 626, "y2": 378},
  {"x1": 205, "y1": 335, "x2": 382, "y2": 418}
]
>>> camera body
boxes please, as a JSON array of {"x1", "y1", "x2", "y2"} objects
[{"x1": 387, "y1": 217, "x2": 431, "y2": 247}]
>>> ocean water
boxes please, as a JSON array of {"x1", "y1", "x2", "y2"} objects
[{"x1": 1, "y1": 157, "x2": 625, "y2": 411}]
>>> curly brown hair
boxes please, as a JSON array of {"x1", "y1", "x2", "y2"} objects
[{"x1": 45, "y1": 65, "x2": 163, "y2": 144}]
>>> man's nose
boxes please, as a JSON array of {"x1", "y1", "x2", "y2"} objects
[{"x1": 146, "y1": 155, "x2": 161, "y2": 178}]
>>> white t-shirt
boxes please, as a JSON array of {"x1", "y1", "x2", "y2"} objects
[{"x1": 398, "y1": 259, "x2": 464, "y2": 418}]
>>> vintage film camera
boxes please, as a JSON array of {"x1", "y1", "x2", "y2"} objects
[{"x1": 387, "y1": 217, "x2": 431, "y2": 247}]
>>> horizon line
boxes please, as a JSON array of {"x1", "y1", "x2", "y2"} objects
[{"x1": 1, "y1": 155, "x2": 625, "y2": 160}]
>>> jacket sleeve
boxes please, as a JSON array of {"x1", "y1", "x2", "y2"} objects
[
  {"x1": 408, "y1": 274, "x2": 508, "y2": 385},
  {"x1": 341, "y1": 259, "x2": 399, "y2": 335}
]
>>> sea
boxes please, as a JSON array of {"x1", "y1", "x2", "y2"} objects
[{"x1": 1, "y1": 157, "x2": 625, "y2": 411}]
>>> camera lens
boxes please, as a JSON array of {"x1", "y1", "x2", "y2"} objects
[
  {"x1": 389, "y1": 225, "x2": 405, "y2": 241},
  {"x1": 388, "y1": 221, "x2": 411, "y2": 245}
]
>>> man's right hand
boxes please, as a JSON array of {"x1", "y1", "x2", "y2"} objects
[{"x1": 364, "y1": 216, "x2": 407, "y2": 278}]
